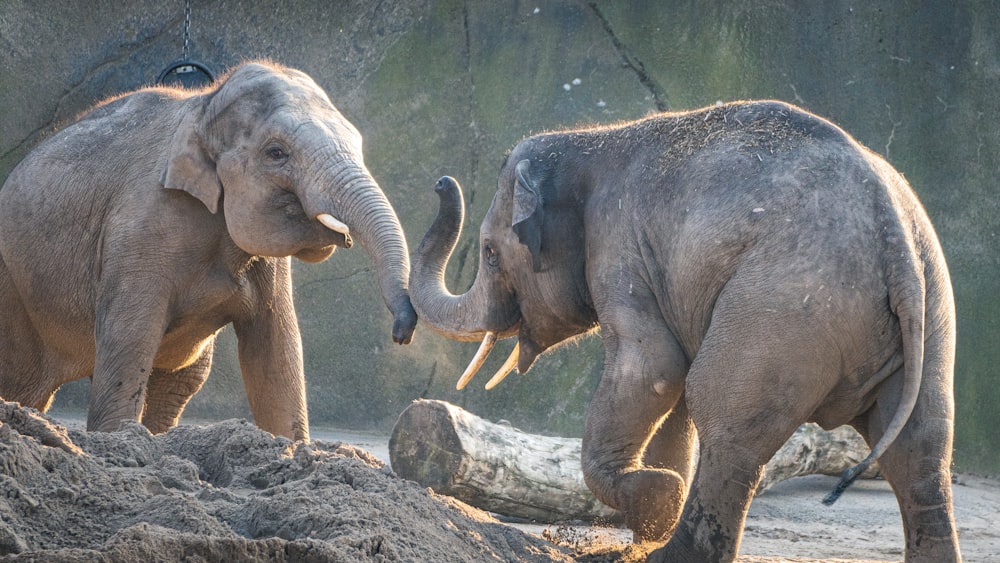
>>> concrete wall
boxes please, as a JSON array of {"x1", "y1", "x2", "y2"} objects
[{"x1": 2, "y1": 1, "x2": 997, "y2": 473}]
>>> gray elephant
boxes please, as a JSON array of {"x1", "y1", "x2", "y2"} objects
[
  {"x1": 0, "y1": 61, "x2": 417, "y2": 441},
  {"x1": 410, "y1": 101, "x2": 959, "y2": 562}
]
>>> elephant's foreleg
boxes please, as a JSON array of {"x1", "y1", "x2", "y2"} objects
[
  {"x1": 642, "y1": 394, "x2": 697, "y2": 484},
  {"x1": 142, "y1": 339, "x2": 214, "y2": 434},
  {"x1": 582, "y1": 310, "x2": 690, "y2": 543},
  {"x1": 88, "y1": 347, "x2": 156, "y2": 433},
  {"x1": 233, "y1": 257, "x2": 309, "y2": 442}
]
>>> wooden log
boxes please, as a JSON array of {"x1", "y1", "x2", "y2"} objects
[
  {"x1": 757, "y1": 422, "x2": 879, "y2": 493},
  {"x1": 389, "y1": 399, "x2": 618, "y2": 523},
  {"x1": 389, "y1": 399, "x2": 878, "y2": 523}
]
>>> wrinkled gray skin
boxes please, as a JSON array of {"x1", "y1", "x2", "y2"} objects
[
  {"x1": 411, "y1": 101, "x2": 959, "y2": 562},
  {"x1": 0, "y1": 62, "x2": 417, "y2": 442}
]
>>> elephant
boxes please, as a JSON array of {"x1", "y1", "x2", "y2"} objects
[
  {"x1": 409, "y1": 100, "x2": 960, "y2": 562},
  {"x1": 0, "y1": 61, "x2": 417, "y2": 442}
]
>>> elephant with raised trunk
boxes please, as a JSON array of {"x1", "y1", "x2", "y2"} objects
[
  {"x1": 411, "y1": 101, "x2": 959, "y2": 562},
  {"x1": 0, "y1": 61, "x2": 416, "y2": 441}
]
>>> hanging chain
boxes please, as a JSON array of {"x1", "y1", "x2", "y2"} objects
[
  {"x1": 158, "y1": 0, "x2": 215, "y2": 84},
  {"x1": 182, "y1": 0, "x2": 192, "y2": 60}
]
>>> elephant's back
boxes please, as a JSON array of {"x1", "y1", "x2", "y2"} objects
[{"x1": 629, "y1": 107, "x2": 903, "y2": 348}]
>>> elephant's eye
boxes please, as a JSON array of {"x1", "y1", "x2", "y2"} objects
[
  {"x1": 265, "y1": 145, "x2": 289, "y2": 162},
  {"x1": 484, "y1": 245, "x2": 499, "y2": 269}
]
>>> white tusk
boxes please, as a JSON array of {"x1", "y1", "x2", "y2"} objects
[
  {"x1": 484, "y1": 341, "x2": 519, "y2": 390},
  {"x1": 456, "y1": 332, "x2": 497, "y2": 390},
  {"x1": 317, "y1": 213, "x2": 350, "y2": 235}
]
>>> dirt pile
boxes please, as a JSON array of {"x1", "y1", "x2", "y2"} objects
[{"x1": 0, "y1": 402, "x2": 575, "y2": 562}]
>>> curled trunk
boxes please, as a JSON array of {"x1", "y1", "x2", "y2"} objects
[
  {"x1": 409, "y1": 177, "x2": 512, "y2": 342},
  {"x1": 310, "y1": 161, "x2": 416, "y2": 344}
]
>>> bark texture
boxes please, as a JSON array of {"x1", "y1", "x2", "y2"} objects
[{"x1": 389, "y1": 399, "x2": 878, "y2": 523}]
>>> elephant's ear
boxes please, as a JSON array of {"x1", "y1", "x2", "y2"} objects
[
  {"x1": 512, "y1": 159, "x2": 544, "y2": 272},
  {"x1": 160, "y1": 112, "x2": 222, "y2": 214}
]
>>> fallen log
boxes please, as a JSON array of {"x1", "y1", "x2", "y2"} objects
[
  {"x1": 389, "y1": 399, "x2": 616, "y2": 522},
  {"x1": 389, "y1": 399, "x2": 877, "y2": 523},
  {"x1": 757, "y1": 420, "x2": 879, "y2": 492}
]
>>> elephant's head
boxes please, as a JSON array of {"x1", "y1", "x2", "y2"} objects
[
  {"x1": 161, "y1": 62, "x2": 416, "y2": 343},
  {"x1": 410, "y1": 146, "x2": 598, "y2": 388}
]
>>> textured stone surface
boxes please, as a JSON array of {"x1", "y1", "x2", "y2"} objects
[{"x1": 1, "y1": 1, "x2": 997, "y2": 473}]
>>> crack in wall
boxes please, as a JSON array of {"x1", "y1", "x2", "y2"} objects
[
  {"x1": 883, "y1": 103, "x2": 900, "y2": 159},
  {"x1": 297, "y1": 267, "x2": 374, "y2": 292},
  {"x1": 587, "y1": 3, "x2": 670, "y2": 111},
  {"x1": 461, "y1": 1, "x2": 481, "y2": 197},
  {"x1": 418, "y1": 361, "x2": 437, "y2": 399},
  {"x1": 454, "y1": 1, "x2": 480, "y2": 285}
]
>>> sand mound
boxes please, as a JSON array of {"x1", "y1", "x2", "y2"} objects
[{"x1": 0, "y1": 402, "x2": 575, "y2": 562}]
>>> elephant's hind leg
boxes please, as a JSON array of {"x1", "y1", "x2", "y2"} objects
[
  {"x1": 652, "y1": 400, "x2": 801, "y2": 561},
  {"x1": 651, "y1": 314, "x2": 822, "y2": 561},
  {"x1": 142, "y1": 340, "x2": 214, "y2": 434},
  {"x1": 860, "y1": 345, "x2": 961, "y2": 562},
  {"x1": 0, "y1": 270, "x2": 63, "y2": 412}
]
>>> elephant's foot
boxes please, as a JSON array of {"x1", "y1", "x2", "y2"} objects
[
  {"x1": 902, "y1": 506, "x2": 962, "y2": 563},
  {"x1": 646, "y1": 536, "x2": 711, "y2": 563},
  {"x1": 646, "y1": 518, "x2": 735, "y2": 563},
  {"x1": 615, "y1": 468, "x2": 686, "y2": 543},
  {"x1": 645, "y1": 492, "x2": 742, "y2": 563}
]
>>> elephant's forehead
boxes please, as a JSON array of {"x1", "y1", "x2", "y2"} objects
[
  {"x1": 267, "y1": 80, "x2": 334, "y2": 114},
  {"x1": 267, "y1": 105, "x2": 363, "y2": 152},
  {"x1": 486, "y1": 189, "x2": 513, "y2": 224},
  {"x1": 262, "y1": 72, "x2": 361, "y2": 147}
]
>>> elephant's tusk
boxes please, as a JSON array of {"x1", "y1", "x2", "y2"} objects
[
  {"x1": 317, "y1": 213, "x2": 350, "y2": 235},
  {"x1": 484, "y1": 341, "x2": 519, "y2": 390},
  {"x1": 456, "y1": 331, "x2": 497, "y2": 390}
]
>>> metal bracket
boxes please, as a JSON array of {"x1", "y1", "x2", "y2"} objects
[{"x1": 156, "y1": 59, "x2": 216, "y2": 88}]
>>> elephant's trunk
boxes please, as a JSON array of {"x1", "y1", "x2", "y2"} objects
[
  {"x1": 411, "y1": 174, "x2": 523, "y2": 336},
  {"x1": 311, "y1": 160, "x2": 416, "y2": 344}
]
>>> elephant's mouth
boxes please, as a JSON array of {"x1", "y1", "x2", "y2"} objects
[
  {"x1": 294, "y1": 232, "x2": 351, "y2": 263},
  {"x1": 331, "y1": 230, "x2": 353, "y2": 249},
  {"x1": 295, "y1": 245, "x2": 337, "y2": 263}
]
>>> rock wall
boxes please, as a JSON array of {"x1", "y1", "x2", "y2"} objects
[{"x1": 1, "y1": 1, "x2": 997, "y2": 473}]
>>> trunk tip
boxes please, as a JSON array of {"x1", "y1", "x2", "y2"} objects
[{"x1": 392, "y1": 299, "x2": 418, "y2": 345}]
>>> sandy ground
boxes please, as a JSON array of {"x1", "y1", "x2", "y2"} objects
[
  {"x1": 0, "y1": 406, "x2": 993, "y2": 562},
  {"x1": 315, "y1": 426, "x2": 1000, "y2": 563}
]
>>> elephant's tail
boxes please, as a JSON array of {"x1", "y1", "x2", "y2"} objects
[{"x1": 823, "y1": 180, "x2": 927, "y2": 506}]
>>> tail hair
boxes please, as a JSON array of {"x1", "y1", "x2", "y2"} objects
[{"x1": 821, "y1": 460, "x2": 871, "y2": 505}]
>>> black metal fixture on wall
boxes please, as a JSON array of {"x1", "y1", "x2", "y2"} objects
[{"x1": 157, "y1": 0, "x2": 215, "y2": 88}]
